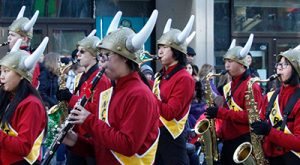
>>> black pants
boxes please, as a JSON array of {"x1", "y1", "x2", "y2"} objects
[
  {"x1": 269, "y1": 152, "x2": 300, "y2": 165},
  {"x1": 155, "y1": 127, "x2": 189, "y2": 165},
  {"x1": 220, "y1": 133, "x2": 250, "y2": 165},
  {"x1": 67, "y1": 152, "x2": 96, "y2": 165},
  {"x1": 12, "y1": 160, "x2": 40, "y2": 165}
]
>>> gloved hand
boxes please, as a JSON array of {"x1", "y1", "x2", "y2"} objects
[
  {"x1": 251, "y1": 121, "x2": 271, "y2": 136},
  {"x1": 205, "y1": 106, "x2": 218, "y2": 119},
  {"x1": 56, "y1": 88, "x2": 72, "y2": 102}
]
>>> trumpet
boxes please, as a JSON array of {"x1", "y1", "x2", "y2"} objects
[{"x1": 0, "y1": 42, "x2": 9, "y2": 47}]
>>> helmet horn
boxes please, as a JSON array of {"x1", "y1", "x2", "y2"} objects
[
  {"x1": 24, "y1": 37, "x2": 48, "y2": 70},
  {"x1": 229, "y1": 39, "x2": 236, "y2": 50},
  {"x1": 177, "y1": 15, "x2": 195, "y2": 44},
  {"x1": 10, "y1": 39, "x2": 22, "y2": 52},
  {"x1": 239, "y1": 33, "x2": 254, "y2": 58},
  {"x1": 163, "y1": 18, "x2": 172, "y2": 34},
  {"x1": 16, "y1": 6, "x2": 26, "y2": 20},
  {"x1": 126, "y1": 9, "x2": 158, "y2": 51},
  {"x1": 186, "y1": 31, "x2": 196, "y2": 45},
  {"x1": 23, "y1": 10, "x2": 39, "y2": 32},
  {"x1": 87, "y1": 29, "x2": 96, "y2": 37},
  {"x1": 106, "y1": 11, "x2": 122, "y2": 35}
]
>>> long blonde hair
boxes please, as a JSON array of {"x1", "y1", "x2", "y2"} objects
[
  {"x1": 43, "y1": 52, "x2": 60, "y2": 75},
  {"x1": 198, "y1": 64, "x2": 214, "y2": 80}
]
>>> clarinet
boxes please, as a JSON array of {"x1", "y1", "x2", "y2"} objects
[
  {"x1": 0, "y1": 42, "x2": 9, "y2": 47},
  {"x1": 41, "y1": 68, "x2": 106, "y2": 165}
]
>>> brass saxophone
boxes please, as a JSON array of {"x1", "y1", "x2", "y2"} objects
[
  {"x1": 45, "y1": 62, "x2": 73, "y2": 147},
  {"x1": 233, "y1": 74, "x2": 278, "y2": 165},
  {"x1": 194, "y1": 70, "x2": 227, "y2": 165}
]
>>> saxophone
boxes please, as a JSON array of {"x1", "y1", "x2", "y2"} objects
[
  {"x1": 194, "y1": 70, "x2": 227, "y2": 165},
  {"x1": 233, "y1": 74, "x2": 278, "y2": 165},
  {"x1": 45, "y1": 62, "x2": 73, "y2": 147}
]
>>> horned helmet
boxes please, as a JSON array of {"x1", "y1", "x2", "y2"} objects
[
  {"x1": 157, "y1": 15, "x2": 195, "y2": 55},
  {"x1": 8, "y1": 6, "x2": 39, "y2": 39},
  {"x1": 223, "y1": 34, "x2": 254, "y2": 68},
  {"x1": 98, "y1": 10, "x2": 158, "y2": 64},
  {"x1": 77, "y1": 29, "x2": 101, "y2": 57},
  {"x1": 0, "y1": 37, "x2": 48, "y2": 82},
  {"x1": 277, "y1": 45, "x2": 300, "y2": 76}
]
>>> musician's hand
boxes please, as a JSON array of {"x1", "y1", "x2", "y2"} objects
[
  {"x1": 62, "y1": 130, "x2": 78, "y2": 147},
  {"x1": 251, "y1": 121, "x2": 271, "y2": 136},
  {"x1": 68, "y1": 103, "x2": 91, "y2": 124},
  {"x1": 56, "y1": 89, "x2": 72, "y2": 102},
  {"x1": 205, "y1": 106, "x2": 218, "y2": 119}
]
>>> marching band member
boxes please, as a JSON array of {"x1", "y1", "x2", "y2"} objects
[
  {"x1": 56, "y1": 30, "x2": 111, "y2": 164},
  {"x1": 153, "y1": 16, "x2": 195, "y2": 164},
  {"x1": 0, "y1": 38, "x2": 48, "y2": 164},
  {"x1": 7, "y1": 6, "x2": 40, "y2": 88},
  {"x1": 251, "y1": 45, "x2": 300, "y2": 164},
  {"x1": 63, "y1": 10, "x2": 160, "y2": 164},
  {"x1": 205, "y1": 34, "x2": 263, "y2": 164}
]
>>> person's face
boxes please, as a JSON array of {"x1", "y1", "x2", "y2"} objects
[
  {"x1": 100, "y1": 49, "x2": 127, "y2": 80},
  {"x1": 77, "y1": 46, "x2": 96, "y2": 68},
  {"x1": 0, "y1": 66, "x2": 22, "y2": 92},
  {"x1": 7, "y1": 31, "x2": 22, "y2": 49},
  {"x1": 276, "y1": 57, "x2": 292, "y2": 83},
  {"x1": 246, "y1": 54, "x2": 252, "y2": 66},
  {"x1": 158, "y1": 45, "x2": 177, "y2": 67},
  {"x1": 224, "y1": 59, "x2": 244, "y2": 77},
  {"x1": 187, "y1": 55, "x2": 194, "y2": 63},
  {"x1": 186, "y1": 63, "x2": 193, "y2": 75}
]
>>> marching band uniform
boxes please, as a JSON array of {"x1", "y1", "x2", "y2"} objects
[
  {"x1": 0, "y1": 38, "x2": 48, "y2": 164},
  {"x1": 56, "y1": 31, "x2": 111, "y2": 163},
  {"x1": 7, "y1": 6, "x2": 40, "y2": 88},
  {"x1": 65, "y1": 10, "x2": 160, "y2": 165},
  {"x1": 252, "y1": 46, "x2": 300, "y2": 164},
  {"x1": 153, "y1": 16, "x2": 195, "y2": 164},
  {"x1": 205, "y1": 34, "x2": 263, "y2": 164}
]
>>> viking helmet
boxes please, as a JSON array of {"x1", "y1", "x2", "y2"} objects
[
  {"x1": 98, "y1": 10, "x2": 158, "y2": 64},
  {"x1": 277, "y1": 45, "x2": 300, "y2": 76},
  {"x1": 0, "y1": 37, "x2": 48, "y2": 82},
  {"x1": 157, "y1": 15, "x2": 195, "y2": 55},
  {"x1": 223, "y1": 33, "x2": 254, "y2": 68},
  {"x1": 8, "y1": 6, "x2": 39, "y2": 39},
  {"x1": 77, "y1": 29, "x2": 101, "y2": 57}
]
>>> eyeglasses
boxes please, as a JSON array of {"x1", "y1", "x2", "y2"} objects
[
  {"x1": 275, "y1": 62, "x2": 289, "y2": 69},
  {"x1": 99, "y1": 52, "x2": 112, "y2": 62}
]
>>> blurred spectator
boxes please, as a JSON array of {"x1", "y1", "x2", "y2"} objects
[
  {"x1": 141, "y1": 64, "x2": 154, "y2": 81},
  {"x1": 38, "y1": 52, "x2": 60, "y2": 109},
  {"x1": 246, "y1": 52, "x2": 260, "y2": 78},
  {"x1": 187, "y1": 46, "x2": 196, "y2": 63},
  {"x1": 186, "y1": 62, "x2": 199, "y2": 81}
]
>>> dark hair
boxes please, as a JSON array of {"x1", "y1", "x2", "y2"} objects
[
  {"x1": 284, "y1": 66, "x2": 299, "y2": 86},
  {"x1": 171, "y1": 47, "x2": 187, "y2": 66},
  {"x1": 0, "y1": 79, "x2": 47, "y2": 130},
  {"x1": 125, "y1": 59, "x2": 151, "y2": 89},
  {"x1": 195, "y1": 81, "x2": 204, "y2": 102}
]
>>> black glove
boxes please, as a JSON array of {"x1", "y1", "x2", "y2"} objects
[
  {"x1": 56, "y1": 88, "x2": 72, "y2": 102},
  {"x1": 251, "y1": 121, "x2": 271, "y2": 136},
  {"x1": 205, "y1": 106, "x2": 218, "y2": 119}
]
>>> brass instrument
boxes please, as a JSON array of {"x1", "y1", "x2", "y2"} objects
[
  {"x1": 139, "y1": 50, "x2": 159, "y2": 65},
  {"x1": 194, "y1": 70, "x2": 227, "y2": 165},
  {"x1": 45, "y1": 62, "x2": 73, "y2": 147},
  {"x1": 233, "y1": 74, "x2": 278, "y2": 165},
  {"x1": 0, "y1": 42, "x2": 9, "y2": 47}
]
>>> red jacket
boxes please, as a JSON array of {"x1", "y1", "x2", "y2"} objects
[
  {"x1": 69, "y1": 66, "x2": 111, "y2": 156},
  {"x1": 73, "y1": 71, "x2": 160, "y2": 164},
  {"x1": 0, "y1": 95, "x2": 46, "y2": 164},
  {"x1": 217, "y1": 72, "x2": 262, "y2": 140},
  {"x1": 158, "y1": 65, "x2": 195, "y2": 123},
  {"x1": 261, "y1": 85, "x2": 300, "y2": 157}
]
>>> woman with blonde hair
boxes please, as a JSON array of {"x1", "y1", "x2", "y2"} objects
[{"x1": 38, "y1": 52, "x2": 60, "y2": 109}]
